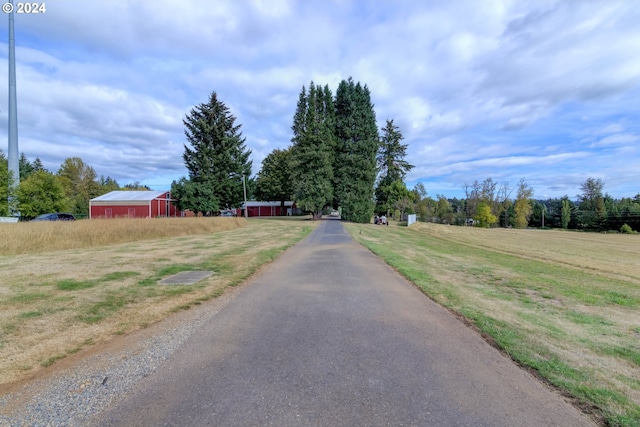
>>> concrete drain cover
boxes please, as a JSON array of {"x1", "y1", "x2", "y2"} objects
[{"x1": 158, "y1": 271, "x2": 214, "y2": 285}]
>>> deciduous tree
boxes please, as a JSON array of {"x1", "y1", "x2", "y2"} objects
[
  {"x1": 514, "y1": 178, "x2": 533, "y2": 229},
  {"x1": 436, "y1": 194, "x2": 453, "y2": 223},
  {"x1": 0, "y1": 151, "x2": 16, "y2": 215},
  {"x1": 255, "y1": 148, "x2": 294, "y2": 216},
  {"x1": 17, "y1": 170, "x2": 67, "y2": 217},
  {"x1": 57, "y1": 157, "x2": 101, "y2": 216},
  {"x1": 474, "y1": 201, "x2": 497, "y2": 228},
  {"x1": 171, "y1": 176, "x2": 218, "y2": 216}
]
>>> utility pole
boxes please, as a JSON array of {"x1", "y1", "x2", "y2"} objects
[
  {"x1": 7, "y1": 0, "x2": 19, "y2": 214},
  {"x1": 242, "y1": 174, "x2": 248, "y2": 218}
]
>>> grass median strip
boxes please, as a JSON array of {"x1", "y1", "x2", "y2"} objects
[
  {"x1": 345, "y1": 222, "x2": 640, "y2": 426},
  {"x1": 0, "y1": 217, "x2": 317, "y2": 386}
]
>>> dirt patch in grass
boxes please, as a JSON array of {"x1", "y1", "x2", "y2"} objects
[
  {"x1": 0, "y1": 218, "x2": 317, "y2": 385},
  {"x1": 346, "y1": 222, "x2": 640, "y2": 425}
]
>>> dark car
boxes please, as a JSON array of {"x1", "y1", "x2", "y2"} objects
[{"x1": 31, "y1": 213, "x2": 76, "y2": 221}]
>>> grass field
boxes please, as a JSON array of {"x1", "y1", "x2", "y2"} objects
[
  {"x1": 345, "y1": 222, "x2": 640, "y2": 426},
  {"x1": 0, "y1": 217, "x2": 317, "y2": 386}
]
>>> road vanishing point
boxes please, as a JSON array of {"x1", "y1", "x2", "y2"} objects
[{"x1": 96, "y1": 219, "x2": 594, "y2": 426}]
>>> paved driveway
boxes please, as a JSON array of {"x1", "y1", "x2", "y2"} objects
[{"x1": 97, "y1": 220, "x2": 594, "y2": 426}]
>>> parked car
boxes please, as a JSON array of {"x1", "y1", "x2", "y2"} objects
[
  {"x1": 329, "y1": 210, "x2": 339, "y2": 217},
  {"x1": 31, "y1": 213, "x2": 76, "y2": 221},
  {"x1": 220, "y1": 211, "x2": 235, "y2": 217}
]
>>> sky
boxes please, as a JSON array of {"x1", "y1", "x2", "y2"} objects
[{"x1": 1, "y1": 0, "x2": 639, "y2": 200}]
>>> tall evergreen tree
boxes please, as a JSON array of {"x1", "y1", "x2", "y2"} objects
[
  {"x1": 375, "y1": 119, "x2": 413, "y2": 215},
  {"x1": 333, "y1": 78, "x2": 379, "y2": 223},
  {"x1": 561, "y1": 198, "x2": 572, "y2": 229},
  {"x1": 178, "y1": 91, "x2": 252, "y2": 214},
  {"x1": 290, "y1": 83, "x2": 334, "y2": 218},
  {"x1": 19, "y1": 153, "x2": 35, "y2": 181},
  {"x1": 99, "y1": 175, "x2": 120, "y2": 194},
  {"x1": 577, "y1": 177, "x2": 605, "y2": 230},
  {"x1": 32, "y1": 157, "x2": 45, "y2": 173}
]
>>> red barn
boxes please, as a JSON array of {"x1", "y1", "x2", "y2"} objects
[
  {"x1": 243, "y1": 201, "x2": 299, "y2": 217},
  {"x1": 90, "y1": 191, "x2": 181, "y2": 219}
]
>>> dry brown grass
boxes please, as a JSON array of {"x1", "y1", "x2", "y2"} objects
[
  {"x1": 410, "y1": 222, "x2": 640, "y2": 283},
  {"x1": 0, "y1": 217, "x2": 246, "y2": 255},
  {"x1": 0, "y1": 218, "x2": 317, "y2": 385},
  {"x1": 346, "y1": 222, "x2": 640, "y2": 424}
]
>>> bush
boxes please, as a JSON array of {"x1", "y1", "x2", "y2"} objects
[{"x1": 620, "y1": 223, "x2": 637, "y2": 234}]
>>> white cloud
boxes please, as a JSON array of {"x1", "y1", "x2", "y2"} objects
[
  {"x1": 0, "y1": 0, "x2": 639, "y2": 198},
  {"x1": 591, "y1": 133, "x2": 639, "y2": 147}
]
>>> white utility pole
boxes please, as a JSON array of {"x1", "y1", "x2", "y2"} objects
[{"x1": 7, "y1": 0, "x2": 19, "y2": 213}]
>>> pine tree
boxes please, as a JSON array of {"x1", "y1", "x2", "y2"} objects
[
  {"x1": 32, "y1": 157, "x2": 45, "y2": 173},
  {"x1": 334, "y1": 78, "x2": 379, "y2": 223},
  {"x1": 180, "y1": 91, "x2": 252, "y2": 213},
  {"x1": 577, "y1": 178, "x2": 605, "y2": 230},
  {"x1": 19, "y1": 153, "x2": 34, "y2": 181},
  {"x1": 375, "y1": 119, "x2": 413, "y2": 215},
  {"x1": 99, "y1": 176, "x2": 120, "y2": 194},
  {"x1": 290, "y1": 83, "x2": 334, "y2": 218}
]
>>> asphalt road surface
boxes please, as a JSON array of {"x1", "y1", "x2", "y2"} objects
[{"x1": 96, "y1": 220, "x2": 594, "y2": 426}]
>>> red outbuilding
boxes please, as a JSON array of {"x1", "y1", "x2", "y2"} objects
[
  {"x1": 243, "y1": 201, "x2": 299, "y2": 217},
  {"x1": 90, "y1": 191, "x2": 182, "y2": 219}
]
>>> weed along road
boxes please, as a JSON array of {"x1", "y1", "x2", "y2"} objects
[{"x1": 96, "y1": 220, "x2": 594, "y2": 426}]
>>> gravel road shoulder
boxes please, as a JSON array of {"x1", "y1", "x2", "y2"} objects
[{"x1": 0, "y1": 280, "x2": 250, "y2": 426}]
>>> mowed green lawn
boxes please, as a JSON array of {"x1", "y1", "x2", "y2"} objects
[{"x1": 345, "y1": 222, "x2": 640, "y2": 426}]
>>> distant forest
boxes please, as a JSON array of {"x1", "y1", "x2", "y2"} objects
[
  {"x1": 409, "y1": 177, "x2": 640, "y2": 233},
  {"x1": 3, "y1": 80, "x2": 639, "y2": 234},
  {"x1": 2, "y1": 151, "x2": 639, "y2": 232}
]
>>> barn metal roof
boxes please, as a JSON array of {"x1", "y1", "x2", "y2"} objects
[
  {"x1": 243, "y1": 201, "x2": 294, "y2": 207},
  {"x1": 90, "y1": 191, "x2": 169, "y2": 202}
]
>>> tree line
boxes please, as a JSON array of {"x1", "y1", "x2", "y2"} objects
[
  {"x1": 0, "y1": 152, "x2": 150, "y2": 218},
  {"x1": 173, "y1": 80, "x2": 412, "y2": 223},
  {"x1": 6, "y1": 84, "x2": 637, "y2": 232},
  {"x1": 223, "y1": 80, "x2": 639, "y2": 233},
  {"x1": 254, "y1": 79, "x2": 413, "y2": 223},
  {"x1": 402, "y1": 176, "x2": 639, "y2": 232}
]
